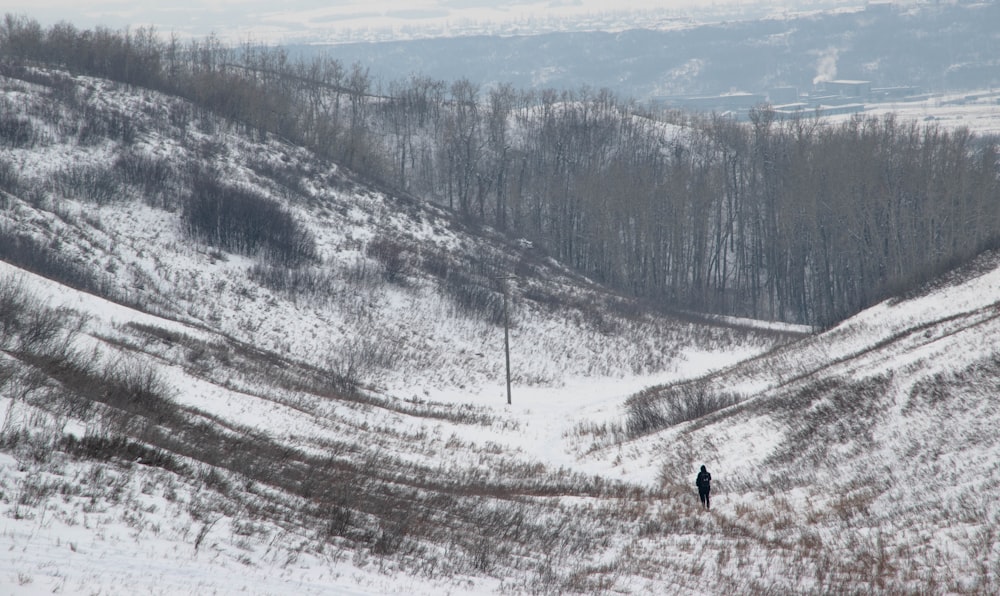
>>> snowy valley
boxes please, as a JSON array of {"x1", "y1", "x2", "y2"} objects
[{"x1": 1, "y1": 60, "x2": 999, "y2": 596}]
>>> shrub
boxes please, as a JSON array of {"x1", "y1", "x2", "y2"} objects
[
  {"x1": 420, "y1": 251, "x2": 451, "y2": 280},
  {"x1": 341, "y1": 256, "x2": 381, "y2": 290},
  {"x1": 101, "y1": 357, "x2": 178, "y2": 427},
  {"x1": 624, "y1": 390, "x2": 669, "y2": 437},
  {"x1": 0, "y1": 158, "x2": 22, "y2": 197},
  {"x1": 113, "y1": 149, "x2": 178, "y2": 207},
  {"x1": 366, "y1": 237, "x2": 408, "y2": 284},
  {"x1": 0, "y1": 274, "x2": 32, "y2": 343},
  {"x1": 51, "y1": 163, "x2": 121, "y2": 204},
  {"x1": 441, "y1": 271, "x2": 506, "y2": 325},
  {"x1": 15, "y1": 300, "x2": 69, "y2": 355},
  {"x1": 77, "y1": 104, "x2": 138, "y2": 145},
  {"x1": 249, "y1": 262, "x2": 336, "y2": 298},
  {"x1": 625, "y1": 384, "x2": 742, "y2": 437},
  {"x1": 0, "y1": 111, "x2": 39, "y2": 148},
  {"x1": 60, "y1": 432, "x2": 182, "y2": 472},
  {"x1": 330, "y1": 335, "x2": 399, "y2": 386},
  {"x1": 0, "y1": 228, "x2": 104, "y2": 295},
  {"x1": 0, "y1": 273, "x2": 75, "y2": 358},
  {"x1": 246, "y1": 152, "x2": 312, "y2": 197},
  {"x1": 321, "y1": 504, "x2": 353, "y2": 538},
  {"x1": 182, "y1": 172, "x2": 317, "y2": 266}
]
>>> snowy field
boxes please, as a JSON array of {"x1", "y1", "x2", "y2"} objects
[{"x1": 830, "y1": 90, "x2": 1000, "y2": 137}]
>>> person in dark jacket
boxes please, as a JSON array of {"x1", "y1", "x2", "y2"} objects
[{"x1": 695, "y1": 465, "x2": 711, "y2": 510}]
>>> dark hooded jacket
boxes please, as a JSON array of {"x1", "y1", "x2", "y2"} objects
[{"x1": 696, "y1": 466, "x2": 711, "y2": 493}]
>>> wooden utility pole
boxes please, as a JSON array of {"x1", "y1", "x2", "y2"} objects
[{"x1": 501, "y1": 276, "x2": 512, "y2": 405}]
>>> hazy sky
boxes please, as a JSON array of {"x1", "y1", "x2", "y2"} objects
[{"x1": 5, "y1": 1, "x2": 879, "y2": 43}]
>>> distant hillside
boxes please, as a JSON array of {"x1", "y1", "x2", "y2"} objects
[
  {"x1": 4, "y1": 13, "x2": 1000, "y2": 327},
  {"x1": 300, "y1": 1, "x2": 1000, "y2": 99},
  {"x1": 1, "y1": 67, "x2": 777, "y2": 394}
]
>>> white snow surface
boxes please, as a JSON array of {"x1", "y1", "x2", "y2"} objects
[{"x1": 1, "y1": 70, "x2": 1000, "y2": 594}]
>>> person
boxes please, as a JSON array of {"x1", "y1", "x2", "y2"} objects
[{"x1": 695, "y1": 465, "x2": 711, "y2": 510}]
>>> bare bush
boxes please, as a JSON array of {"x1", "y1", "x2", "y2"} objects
[
  {"x1": 113, "y1": 149, "x2": 178, "y2": 208},
  {"x1": 51, "y1": 163, "x2": 121, "y2": 204},
  {"x1": 249, "y1": 262, "x2": 337, "y2": 299},
  {"x1": 0, "y1": 275, "x2": 78, "y2": 361},
  {"x1": 77, "y1": 104, "x2": 138, "y2": 145},
  {"x1": 625, "y1": 384, "x2": 742, "y2": 437},
  {"x1": 341, "y1": 256, "x2": 382, "y2": 290},
  {"x1": 419, "y1": 251, "x2": 451, "y2": 280},
  {"x1": 329, "y1": 335, "x2": 399, "y2": 386},
  {"x1": 15, "y1": 300, "x2": 71, "y2": 355},
  {"x1": 182, "y1": 172, "x2": 317, "y2": 266},
  {"x1": 101, "y1": 357, "x2": 178, "y2": 427},
  {"x1": 366, "y1": 236, "x2": 408, "y2": 284},
  {"x1": 441, "y1": 272, "x2": 505, "y2": 325},
  {"x1": 60, "y1": 432, "x2": 182, "y2": 472},
  {"x1": 0, "y1": 158, "x2": 22, "y2": 197},
  {"x1": 0, "y1": 111, "x2": 40, "y2": 148},
  {"x1": 624, "y1": 391, "x2": 668, "y2": 437},
  {"x1": 246, "y1": 152, "x2": 313, "y2": 198},
  {"x1": 0, "y1": 274, "x2": 32, "y2": 343},
  {"x1": 0, "y1": 228, "x2": 105, "y2": 296}
]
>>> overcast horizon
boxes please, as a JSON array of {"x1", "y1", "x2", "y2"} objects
[{"x1": 2, "y1": 0, "x2": 908, "y2": 44}]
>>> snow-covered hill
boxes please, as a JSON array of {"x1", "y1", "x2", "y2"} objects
[{"x1": 1, "y1": 67, "x2": 998, "y2": 594}]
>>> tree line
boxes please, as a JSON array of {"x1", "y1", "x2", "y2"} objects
[{"x1": 2, "y1": 14, "x2": 998, "y2": 326}]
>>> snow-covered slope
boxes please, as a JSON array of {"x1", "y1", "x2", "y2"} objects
[
  {"x1": 2, "y1": 67, "x2": 998, "y2": 594},
  {"x1": 0, "y1": 67, "x2": 787, "y2": 594},
  {"x1": 590, "y1": 253, "x2": 1000, "y2": 593}
]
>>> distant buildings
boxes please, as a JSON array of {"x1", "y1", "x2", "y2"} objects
[
  {"x1": 821, "y1": 80, "x2": 872, "y2": 100},
  {"x1": 767, "y1": 86, "x2": 799, "y2": 105},
  {"x1": 661, "y1": 92, "x2": 767, "y2": 114},
  {"x1": 654, "y1": 79, "x2": 929, "y2": 121}
]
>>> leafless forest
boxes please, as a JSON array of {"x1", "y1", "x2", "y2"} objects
[{"x1": 3, "y1": 14, "x2": 999, "y2": 326}]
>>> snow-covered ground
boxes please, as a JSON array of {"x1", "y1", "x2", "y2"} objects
[
  {"x1": 2, "y1": 68, "x2": 1000, "y2": 594},
  {"x1": 830, "y1": 90, "x2": 1000, "y2": 137}
]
